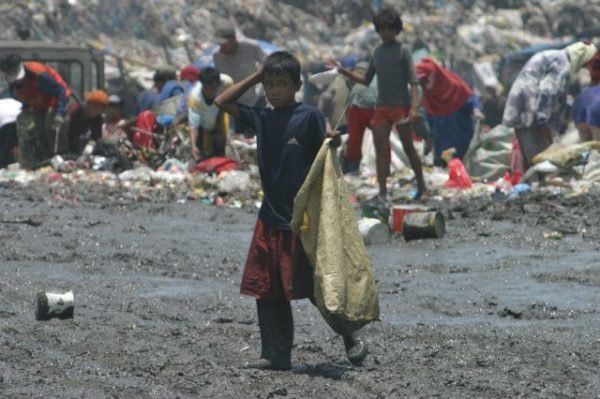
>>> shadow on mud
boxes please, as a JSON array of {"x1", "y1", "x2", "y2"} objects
[{"x1": 293, "y1": 362, "x2": 353, "y2": 380}]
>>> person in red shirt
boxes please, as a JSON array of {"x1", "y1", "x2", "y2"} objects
[{"x1": 0, "y1": 53, "x2": 71, "y2": 169}]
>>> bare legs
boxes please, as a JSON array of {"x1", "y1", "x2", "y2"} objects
[
  {"x1": 371, "y1": 121, "x2": 426, "y2": 198},
  {"x1": 396, "y1": 122, "x2": 426, "y2": 196}
]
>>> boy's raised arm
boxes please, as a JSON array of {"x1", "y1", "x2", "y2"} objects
[
  {"x1": 325, "y1": 57, "x2": 369, "y2": 86},
  {"x1": 214, "y1": 66, "x2": 264, "y2": 120}
]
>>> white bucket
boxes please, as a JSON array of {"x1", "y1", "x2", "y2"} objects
[{"x1": 358, "y1": 218, "x2": 391, "y2": 246}]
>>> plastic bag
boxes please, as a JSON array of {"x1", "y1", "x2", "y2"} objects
[
  {"x1": 193, "y1": 156, "x2": 239, "y2": 173},
  {"x1": 308, "y1": 69, "x2": 339, "y2": 85},
  {"x1": 217, "y1": 170, "x2": 250, "y2": 193},
  {"x1": 445, "y1": 158, "x2": 473, "y2": 189},
  {"x1": 133, "y1": 110, "x2": 157, "y2": 149}
]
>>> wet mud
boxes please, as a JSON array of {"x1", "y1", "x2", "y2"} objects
[{"x1": 2, "y1": 182, "x2": 600, "y2": 398}]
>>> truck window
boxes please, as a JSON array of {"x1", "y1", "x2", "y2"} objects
[{"x1": 49, "y1": 61, "x2": 84, "y2": 100}]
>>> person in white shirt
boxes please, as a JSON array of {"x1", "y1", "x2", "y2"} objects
[
  {"x1": 0, "y1": 98, "x2": 22, "y2": 168},
  {"x1": 187, "y1": 68, "x2": 233, "y2": 159}
]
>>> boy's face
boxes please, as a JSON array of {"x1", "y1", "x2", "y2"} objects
[
  {"x1": 262, "y1": 73, "x2": 301, "y2": 109},
  {"x1": 377, "y1": 26, "x2": 399, "y2": 44},
  {"x1": 202, "y1": 81, "x2": 221, "y2": 102}
]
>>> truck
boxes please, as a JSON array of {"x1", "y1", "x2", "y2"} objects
[{"x1": 0, "y1": 39, "x2": 105, "y2": 102}]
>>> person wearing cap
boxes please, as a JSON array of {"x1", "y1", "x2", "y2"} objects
[
  {"x1": 0, "y1": 53, "x2": 71, "y2": 168},
  {"x1": 102, "y1": 95, "x2": 126, "y2": 143},
  {"x1": 213, "y1": 21, "x2": 266, "y2": 108},
  {"x1": 66, "y1": 90, "x2": 108, "y2": 154},
  {"x1": 503, "y1": 41, "x2": 598, "y2": 169},
  {"x1": 187, "y1": 67, "x2": 234, "y2": 159},
  {"x1": 415, "y1": 57, "x2": 483, "y2": 166},
  {"x1": 176, "y1": 64, "x2": 201, "y2": 116},
  {"x1": 573, "y1": 52, "x2": 600, "y2": 142}
]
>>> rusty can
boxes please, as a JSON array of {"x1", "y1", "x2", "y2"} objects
[{"x1": 402, "y1": 211, "x2": 445, "y2": 241}]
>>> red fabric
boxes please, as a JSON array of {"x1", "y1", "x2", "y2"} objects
[
  {"x1": 445, "y1": 158, "x2": 473, "y2": 189},
  {"x1": 371, "y1": 106, "x2": 410, "y2": 127},
  {"x1": 416, "y1": 57, "x2": 473, "y2": 117},
  {"x1": 133, "y1": 110, "x2": 157, "y2": 149},
  {"x1": 180, "y1": 65, "x2": 200, "y2": 82},
  {"x1": 193, "y1": 156, "x2": 239, "y2": 173},
  {"x1": 503, "y1": 170, "x2": 522, "y2": 186},
  {"x1": 345, "y1": 106, "x2": 375, "y2": 161},
  {"x1": 14, "y1": 62, "x2": 71, "y2": 113},
  {"x1": 240, "y1": 219, "x2": 314, "y2": 301},
  {"x1": 510, "y1": 136, "x2": 524, "y2": 175},
  {"x1": 370, "y1": 106, "x2": 411, "y2": 165},
  {"x1": 587, "y1": 52, "x2": 600, "y2": 82}
]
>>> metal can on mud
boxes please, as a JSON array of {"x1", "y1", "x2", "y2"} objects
[
  {"x1": 402, "y1": 211, "x2": 445, "y2": 241},
  {"x1": 391, "y1": 204, "x2": 429, "y2": 234},
  {"x1": 35, "y1": 291, "x2": 74, "y2": 321}
]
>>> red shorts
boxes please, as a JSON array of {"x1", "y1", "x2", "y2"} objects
[
  {"x1": 371, "y1": 106, "x2": 410, "y2": 128},
  {"x1": 346, "y1": 106, "x2": 375, "y2": 162},
  {"x1": 240, "y1": 219, "x2": 314, "y2": 302}
]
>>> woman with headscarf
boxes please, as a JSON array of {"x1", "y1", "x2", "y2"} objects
[
  {"x1": 415, "y1": 57, "x2": 482, "y2": 165},
  {"x1": 503, "y1": 41, "x2": 597, "y2": 168},
  {"x1": 573, "y1": 52, "x2": 600, "y2": 142}
]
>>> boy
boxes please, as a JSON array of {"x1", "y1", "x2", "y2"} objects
[
  {"x1": 188, "y1": 67, "x2": 233, "y2": 159},
  {"x1": 215, "y1": 51, "x2": 366, "y2": 371},
  {"x1": 326, "y1": 6, "x2": 426, "y2": 201}
]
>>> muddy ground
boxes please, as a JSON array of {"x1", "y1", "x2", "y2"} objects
[{"x1": 2, "y1": 181, "x2": 600, "y2": 399}]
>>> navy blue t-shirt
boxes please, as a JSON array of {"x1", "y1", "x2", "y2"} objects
[{"x1": 238, "y1": 102, "x2": 326, "y2": 229}]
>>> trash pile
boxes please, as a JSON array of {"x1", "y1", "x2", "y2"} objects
[
  {"x1": 3, "y1": 1, "x2": 598, "y2": 74},
  {"x1": 0, "y1": 129, "x2": 262, "y2": 208},
  {"x1": 1, "y1": 1, "x2": 600, "y2": 216}
]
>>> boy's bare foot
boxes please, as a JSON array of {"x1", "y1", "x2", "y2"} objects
[{"x1": 343, "y1": 333, "x2": 368, "y2": 366}]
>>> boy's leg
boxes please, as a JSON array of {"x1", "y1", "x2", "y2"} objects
[
  {"x1": 256, "y1": 299, "x2": 273, "y2": 361},
  {"x1": 371, "y1": 122, "x2": 392, "y2": 198},
  {"x1": 397, "y1": 123, "x2": 426, "y2": 196},
  {"x1": 308, "y1": 296, "x2": 368, "y2": 366},
  {"x1": 211, "y1": 129, "x2": 226, "y2": 157},
  {"x1": 342, "y1": 332, "x2": 368, "y2": 366},
  {"x1": 269, "y1": 300, "x2": 293, "y2": 369},
  {"x1": 253, "y1": 299, "x2": 293, "y2": 370}
]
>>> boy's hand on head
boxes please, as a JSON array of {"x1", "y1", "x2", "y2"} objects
[
  {"x1": 251, "y1": 64, "x2": 265, "y2": 84},
  {"x1": 326, "y1": 130, "x2": 342, "y2": 148}
]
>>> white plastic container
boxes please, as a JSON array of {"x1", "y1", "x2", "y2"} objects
[{"x1": 358, "y1": 218, "x2": 391, "y2": 246}]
